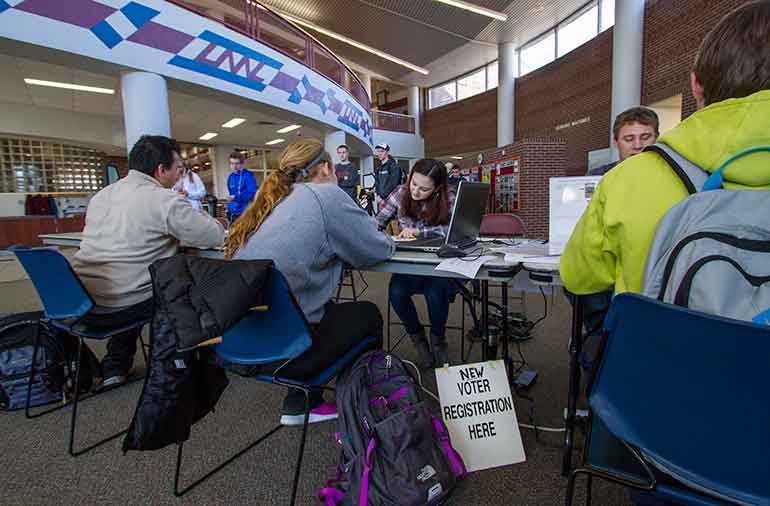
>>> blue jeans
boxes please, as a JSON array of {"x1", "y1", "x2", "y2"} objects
[{"x1": 389, "y1": 274, "x2": 454, "y2": 338}]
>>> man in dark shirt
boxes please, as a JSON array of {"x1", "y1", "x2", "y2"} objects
[
  {"x1": 334, "y1": 144, "x2": 359, "y2": 201},
  {"x1": 588, "y1": 107, "x2": 660, "y2": 176},
  {"x1": 373, "y1": 143, "x2": 402, "y2": 207}
]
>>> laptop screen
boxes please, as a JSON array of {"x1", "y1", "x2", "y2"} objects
[{"x1": 446, "y1": 182, "x2": 490, "y2": 245}]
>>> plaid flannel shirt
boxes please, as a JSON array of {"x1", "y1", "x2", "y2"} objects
[{"x1": 375, "y1": 185, "x2": 456, "y2": 238}]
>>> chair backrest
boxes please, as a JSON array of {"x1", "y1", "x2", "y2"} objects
[
  {"x1": 592, "y1": 293, "x2": 770, "y2": 506},
  {"x1": 216, "y1": 268, "x2": 313, "y2": 366},
  {"x1": 14, "y1": 248, "x2": 94, "y2": 320},
  {"x1": 479, "y1": 213, "x2": 527, "y2": 237}
]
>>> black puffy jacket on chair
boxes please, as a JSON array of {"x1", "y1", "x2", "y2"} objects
[{"x1": 123, "y1": 255, "x2": 273, "y2": 451}]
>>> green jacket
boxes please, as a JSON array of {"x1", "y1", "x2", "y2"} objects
[{"x1": 561, "y1": 90, "x2": 770, "y2": 295}]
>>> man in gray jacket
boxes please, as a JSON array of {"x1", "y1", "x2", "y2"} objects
[{"x1": 73, "y1": 135, "x2": 225, "y2": 388}]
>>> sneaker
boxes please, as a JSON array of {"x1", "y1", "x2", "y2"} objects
[
  {"x1": 280, "y1": 402, "x2": 338, "y2": 426},
  {"x1": 95, "y1": 374, "x2": 127, "y2": 392}
]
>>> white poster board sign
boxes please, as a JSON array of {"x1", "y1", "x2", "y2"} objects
[
  {"x1": 548, "y1": 176, "x2": 602, "y2": 255},
  {"x1": 435, "y1": 360, "x2": 525, "y2": 472}
]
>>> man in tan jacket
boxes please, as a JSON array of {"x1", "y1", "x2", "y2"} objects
[{"x1": 73, "y1": 135, "x2": 225, "y2": 388}]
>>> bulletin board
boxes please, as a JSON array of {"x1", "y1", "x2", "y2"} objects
[{"x1": 491, "y1": 156, "x2": 522, "y2": 212}]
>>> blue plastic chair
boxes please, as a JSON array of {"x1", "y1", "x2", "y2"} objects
[
  {"x1": 13, "y1": 248, "x2": 150, "y2": 456},
  {"x1": 566, "y1": 293, "x2": 770, "y2": 506},
  {"x1": 173, "y1": 268, "x2": 376, "y2": 506}
]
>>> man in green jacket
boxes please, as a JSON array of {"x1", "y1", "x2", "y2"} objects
[{"x1": 561, "y1": 1, "x2": 770, "y2": 297}]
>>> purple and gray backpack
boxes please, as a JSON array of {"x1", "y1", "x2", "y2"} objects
[{"x1": 319, "y1": 351, "x2": 466, "y2": 506}]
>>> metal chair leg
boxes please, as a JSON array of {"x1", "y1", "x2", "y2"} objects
[
  {"x1": 585, "y1": 473, "x2": 593, "y2": 506},
  {"x1": 564, "y1": 468, "x2": 583, "y2": 506},
  {"x1": 289, "y1": 388, "x2": 312, "y2": 506},
  {"x1": 24, "y1": 321, "x2": 42, "y2": 419},
  {"x1": 350, "y1": 271, "x2": 358, "y2": 302}
]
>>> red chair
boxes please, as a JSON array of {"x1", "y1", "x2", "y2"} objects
[{"x1": 480, "y1": 213, "x2": 527, "y2": 237}]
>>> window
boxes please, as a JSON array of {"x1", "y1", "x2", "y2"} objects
[
  {"x1": 519, "y1": 31, "x2": 555, "y2": 75},
  {"x1": 600, "y1": 0, "x2": 615, "y2": 31},
  {"x1": 558, "y1": 5, "x2": 599, "y2": 57},
  {"x1": 427, "y1": 61, "x2": 499, "y2": 109},
  {"x1": 457, "y1": 68, "x2": 486, "y2": 100},
  {"x1": 486, "y1": 61, "x2": 499, "y2": 90},
  {"x1": 428, "y1": 81, "x2": 456, "y2": 109},
  {"x1": 0, "y1": 137, "x2": 105, "y2": 193}
]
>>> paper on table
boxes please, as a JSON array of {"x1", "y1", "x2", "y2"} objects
[
  {"x1": 434, "y1": 255, "x2": 496, "y2": 278},
  {"x1": 548, "y1": 176, "x2": 602, "y2": 255},
  {"x1": 501, "y1": 242, "x2": 550, "y2": 263}
]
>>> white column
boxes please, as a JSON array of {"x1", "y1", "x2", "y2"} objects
[
  {"x1": 497, "y1": 42, "x2": 517, "y2": 147},
  {"x1": 361, "y1": 155, "x2": 374, "y2": 188},
  {"x1": 325, "y1": 131, "x2": 346, "y2": 164},
  {"x1": 358, "y1": 72, "x2": 372, "y2": 99},
  {"x1": 212, "y1": 144, "x2": 237, "y2": 199},
  {"x1": 610, "y1": 0, "x2": 645, "y2": 161},
  {"x1": 408, "y1": 85, "x2": 421, "y2": 137},
  {"x1": 120, "y1": 72, "x2": 170, "y2": 154}
]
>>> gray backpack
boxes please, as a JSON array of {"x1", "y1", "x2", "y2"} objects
[
  {"x1": 319, "y1": 351, "x2": 465, "y2": 506},
  {"x1": 641, "y1": 143, "x2": 770, "y2": 324}
]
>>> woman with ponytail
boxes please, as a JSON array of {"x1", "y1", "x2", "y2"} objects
[
  {"x1": 173, "y1": 165, "x2": 207, "y2": 211},
  {"x1": 375, "y1": 159, "x2": 457, "y2": 369},
  {"x1": 225, "y1": 138, "x2": 394, "y2": 425}
]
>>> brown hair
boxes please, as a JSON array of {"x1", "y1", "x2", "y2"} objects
[
  {"x1": 612, "y1": 107, "x2": 660, "y2": 140},
  {"x1": 229, "y1": 150, "x2": 245, "y2": 162},
  {"x1": 400, "y1": 159, "x2": 451, "y2": 226},
  {"x1": 224, "y1": 138, "x2": 331, "y2": 259},
  {"x1": 694, "y1": 1, "x2": 770, "y2": 106}
]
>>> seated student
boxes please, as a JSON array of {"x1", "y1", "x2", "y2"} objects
[
  {"x1": 73, "y1": 135, "x2": 226, "y2": 388},
  {"x1": 224, "y1": 138, "x2": 394, "y2": 426},
  {"x1": 173, "y1": 164, "x2": 207, "y2": 211},
  {"x1": 587, "y1": 107, "x2": 660, "y2": 176},
  {"x1": 561, "y1": 1, "x2": 770, "y2": 300},
  {"x1": 375, "y1": 159, "x2": 456, "y2": 369}
]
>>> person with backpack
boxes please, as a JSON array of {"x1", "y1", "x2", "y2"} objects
[
  {"x1": 561, "y1": 1, "x2": 770, "y2": 299},
  {"x1": 375, "y1": 159, "x2": 457, "y2": 369},
  {"x1": 224, "y1": 138, "x2": 394, "y2": 426}
]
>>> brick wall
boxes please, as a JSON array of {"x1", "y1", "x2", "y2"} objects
[
  {"x1": 642, "y1": 0, "x2": 746, "y2": 118},
  {"x1": 421, "y1": 89, "x2": 497, "y2": 158},
  {"x1": 456, "y1": 138, "x2": 567, "y2": 239},
  {"x1": 515, "y1": 29, "x2": 613, "y2": 176}
]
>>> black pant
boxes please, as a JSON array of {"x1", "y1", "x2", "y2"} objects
[
  {"x1": 77, "y1": 298, "x2": 154, "y2": 377},
  {"x1": 229, "y1": 300, "x2": 383, "y2": 413}
]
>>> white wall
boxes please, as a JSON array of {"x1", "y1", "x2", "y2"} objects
[
  {"x1": 372, "y1": 129, "x2": 425, "y2": 161},
  {"x1": 0, "y1": 194, "x2": 26, "y2": 216}
]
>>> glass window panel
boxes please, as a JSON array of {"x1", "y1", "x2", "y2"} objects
[
  {"x1": 457, "y1": 68, "x2": 486, "y2": 100},
  {"x1": 428, "y1": 82, "x2": 456, "y2": 109},
  {"x1": 558, "y1": 5, "x2": 599, "y2": 57},
  {"x1": 486, "y1": 61, "x2": 499, "y2": 90},
  {"x1": 313, "y1": 44, "x2": 342, "y2": 85},
  {"x1": 258, "y1": 10, "x2": 308, "y2": 63},
  {"x1": 600, "y1": 0, "x2": 615, "y2": 31},
  {"x1": 520, "y1": 31, "x2": 556, "y2": 75}
]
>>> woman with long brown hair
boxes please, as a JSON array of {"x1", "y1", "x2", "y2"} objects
[
  {"x1": 225, "y1": 138, "x2": 394, "y2": 425},
  {"x1": 375, "y1": 159, "x2": 457, "y2": 369}
]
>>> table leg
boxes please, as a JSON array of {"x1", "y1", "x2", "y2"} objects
[
  {"x1": 481, "y1": 280, "x2": 495, "y2": 360},
  {"x1": 562, "y1": 295, "x2": 584, "y2": 476},
  {"x1": 501, "y1": 281, "x2": 512, "y2": 383}
]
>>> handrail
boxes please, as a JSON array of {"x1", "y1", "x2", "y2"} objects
[
  {"x1": 372, "y1": 110, "x2": 415, "y2": 134},
  {"x1": 165, "y1": 0, "x2": 371, "y2": 112},
  {"x1": 373, "y1": 110, "x2": 415, "y2": 119}
]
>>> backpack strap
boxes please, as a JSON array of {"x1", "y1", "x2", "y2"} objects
[
  {"x1": 644, "y1": 143, "x2": 709, "y2": 195},
  {"x1": 702, "y1": 146, "x2": 770, "y2": 191}
]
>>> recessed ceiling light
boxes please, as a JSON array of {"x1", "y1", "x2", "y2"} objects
[
  {"x1": 451, "y1": 156, "x2": 463, "y2": 160},
  {"x1": 276, "y1": 124, "x2": 301, "y2": 134},
  {"x1": 199, "y1": 132, "x2": 218, "y2": 141},
  {"x1": 265, "y1": 138, "x2": 285, "y2": 146},
  {"x1": 221, "y1": 118, "x2": 246, "y2": 128},
  {"x1": 435, "y1": 0, "x2": 508, "y2": 21},
  {"x1": 24, "y1": 78, "x2": 114, "y2": 94}
]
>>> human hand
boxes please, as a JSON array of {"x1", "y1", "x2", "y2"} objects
[{"x1": 398, "y1": 228, "x2": 418, "y2": 240}]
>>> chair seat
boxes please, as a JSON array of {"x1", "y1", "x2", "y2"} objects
[
  {"x1": 587, "y1": 416, "x2": 727, "y2": 506},
  {"x1": 51, "y1": 316, "x2": 149, "y2": 339},
  {"x1": 255, "y1": 335, "x2": 376, "y2": 387}
]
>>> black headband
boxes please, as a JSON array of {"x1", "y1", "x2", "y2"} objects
[{"x1": 297, "y1": 149, "x2": 326, "y2": 180}]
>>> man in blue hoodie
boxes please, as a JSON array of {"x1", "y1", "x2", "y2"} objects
[{"x1": 226, "y1": 150, "x2": 257, "y2": 222}]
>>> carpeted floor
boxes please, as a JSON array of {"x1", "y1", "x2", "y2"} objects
[{"x1": 0, "y1": 257, "x2": 631, "y2": 506}]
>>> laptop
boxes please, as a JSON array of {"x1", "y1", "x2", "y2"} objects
[{"x1": 396, "y1": 181, "x2": 490, "y2": 253}]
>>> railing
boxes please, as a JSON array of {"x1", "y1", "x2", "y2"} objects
[
  {"x1": 372, "y1": 110, "x2": 416, "y2": 134},
  {"x1": 167, "y1": 0, "x2": 371, "y2": 112}
]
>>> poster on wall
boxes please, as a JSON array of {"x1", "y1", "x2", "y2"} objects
[{"x1": 492, "y1": 157, "x2": 522, "y2": 212}]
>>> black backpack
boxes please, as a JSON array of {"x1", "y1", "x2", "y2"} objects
[
  {"x1": 0, "y1": 312, "x2": 98, "y2": 411},
  {"x1": 320, "y1": 351, "x2": 465, "y2": 506}
]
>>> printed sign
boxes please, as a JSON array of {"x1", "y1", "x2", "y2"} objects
[
  {"x1": 548, "y1": 176, "x2": 602, "y2": 255},
  {"x1": 435, "y1": 360, "x2": 526, "y2": 472}
]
